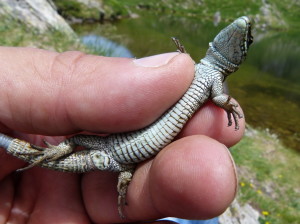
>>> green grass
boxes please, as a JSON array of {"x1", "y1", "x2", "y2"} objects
[
  {"x1": 52, "y1": 0, "x2": 100, "y2": 21},
  {"x1": 50, "y1": 0, "x2": 300, "y2": 31},
  {"x1": 96, "y1": 0, "x2": 299, "y2": 30},
  {"x1": 0, "y1": 14, "x2": 85, "y2": 52},
  {"x1": 231, "y1": 126, "x2": 300, "y2": 224}
]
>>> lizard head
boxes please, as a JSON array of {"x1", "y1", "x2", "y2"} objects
[{"x1": 205, "y1": 16, "x2": 253, "y2": 73}]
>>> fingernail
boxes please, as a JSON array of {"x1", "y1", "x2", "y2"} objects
[
  {"x1": 223, "y1": 145, "x2": 239, "y2": 197},
  {"x1": 133, "y1": 52, "x2": 179, "y2": 68}
]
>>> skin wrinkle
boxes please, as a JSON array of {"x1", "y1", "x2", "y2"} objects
[
  {"x1": 29, "y1": 172, "x2": 89, "y2": 224},
  {"x1": 27, "y1": 88, "x2": 53, "y2": 134},
  {"x1": 47, "y1": 52, "x2": 69, "y2": 134},
  {"x1": 144, "y1": 164, "x2": 165, "y2": 220},
  {"x1": 22, "y1": 83, "x2": 39, "y2": 133},
  {"x1": 40, "y1": 51, "x2": 88, "y2": 134},
  {"x1": 62, "y1": 55, "x2": 109, "y2": 131},
  {"x1": 28, "y1": 90, "x2": 38, "y2": 135},
  {"x1": 128, "y1": 161, "x2": 164, "y2": 220},
  {"x1": 0, "y1": 77, "x2": 16, "y2": 133},
  {"x1": 53, "y1": 81, "x2": 75, "y2": 135},
  {"x1": 8, "y1": 173, "x2": 36, "y2": 224},
  {"x1": 4, "y1": 89, "x2": 14, "y2": 132},
  {"x1": 10, "y1": 207, "x2": 30, "y2": 223},
  {"x1": 0, "y1": 176, "x2": 14, "y2": 224},
  {"x1": 4, "y1": 70, "x2": 44, "y2": 133},
  {"x1": 82, "y1": 171, "x2": 120, "y2": 223},
  {"x1": 47, "y1": 52, "x2": 88, "y2": 97},
  {"x1": 55, "y1": 52, "x2": 89, "y2": 85}
]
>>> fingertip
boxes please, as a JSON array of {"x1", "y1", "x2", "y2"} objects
[
  {"x1": 179, "y1": 101, "x2": 245, "y2": 147},
  {"x1": 149, "y1": 135, "x2": 237, "y2": 219}
]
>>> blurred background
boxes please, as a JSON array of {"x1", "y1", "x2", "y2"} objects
[{"x1": 0, "y1": 0, "x2": 299, "y2": 223}]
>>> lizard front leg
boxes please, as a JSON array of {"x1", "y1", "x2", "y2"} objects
[
  {"x1": 211, "y1": 78, "x2": 243, "y2": 130},
  {"x1": 212, "y1": 94, "x2": 243, "y2": 130}
]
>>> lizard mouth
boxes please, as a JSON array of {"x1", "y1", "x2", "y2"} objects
[
  {"x1": 246, "y1": 22, "x2": 253, "y2": 49},
  {"x1": 242, "y1": 16, "x2": 253, "y2": 53}
]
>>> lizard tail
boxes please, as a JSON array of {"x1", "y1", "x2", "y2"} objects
[
  {"x1": 0, "y1": 134, "x2": 96, "y2": 173},
  {"x1": 0, "y1": 133, "x2": 14, "y2": 149}
]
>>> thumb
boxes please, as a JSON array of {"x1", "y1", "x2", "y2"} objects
[{"x1": 0, "y1": 47, "x2": 195, "y2": 135}]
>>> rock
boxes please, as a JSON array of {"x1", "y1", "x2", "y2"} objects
[
  {"x1": 219, "y1": 199, "x2": 260, "y2": 224},
  {"x1": 76, "y1": 0, "x2": 102, "y2": 9},
  {"x1": 213, "y1": 11, "x2": 221, "y2": 26},
  {"x1": 0, "y1": 0, "x2": 75, "y2": 36},
  {"x1": 254, "y1": 0, "x2": 288, "y2": 30}
]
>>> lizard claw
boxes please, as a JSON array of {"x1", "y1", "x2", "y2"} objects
[
  {"x1": 17, "y1": 139, "x2": 75, "y2": 172},
  {"x1": 226, "y1": 102, "x2": 243, "y2": 130},
  {"x1": 212, "y1": 95, "x2": 243, "y2": 130},
  {"x1": 171, "y1": 37, "x2": 187, "y2": 53},
  {"x1": 222, "y1": 96, "x2": 243, "y2": 130}
]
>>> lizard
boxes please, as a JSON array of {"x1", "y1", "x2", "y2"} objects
[{"x1": 0, "y1": 16, "x2": 253, "y2": 219}]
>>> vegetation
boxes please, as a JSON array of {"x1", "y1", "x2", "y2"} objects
[
  {"x1": 231, "y1": 127, "x2": 300, "y2": 223},
  {"x1": 0, "y1": 14, "x2": 84, "y2": 52},
  {"x1": 58, "y1": 0, "x2": 299, "y2": 30},
  {"x1": 52, "y1": 0, "x2": 100, "y2": 22}
]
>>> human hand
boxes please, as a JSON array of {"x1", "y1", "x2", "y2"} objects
[{"x1": 0, "y1": 47, "x2": 244, "y2": 223}]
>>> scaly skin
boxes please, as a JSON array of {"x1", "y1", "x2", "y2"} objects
[{"x1": 0, "y1": 16, "x2": 253, "y2": 218}]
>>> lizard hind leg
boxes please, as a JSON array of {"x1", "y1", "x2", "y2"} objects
[
  {"x1": 17, "y1": 139, "x2": 75, "y2": 172},
  {"x1": 212, "y1": 94, "x2": 244, "y2": 130},
  {"x1": 171, "y1": 37, "x2": 187, "y2": 53},
  {"x1": 117, "y1": 169, "x2": 134, "y2": 219}
]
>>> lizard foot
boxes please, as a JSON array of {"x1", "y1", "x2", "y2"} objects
[
  {"x1": 224, "y1": 96, "x2": 243, "y2": 130},
  {"x1": 212, "y1": 95, "x2": 243, "y2": 130},
  {"x1": 171, "y1": 37, "x2": 187, "y2": 53},
  {"x1": 17, "y1": 139, "x2": 75, "y2": 172},
  {"x1": 117, "y1": 170, "x2": 134, "y2": 219}
]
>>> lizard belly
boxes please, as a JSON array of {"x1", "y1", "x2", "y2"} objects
[{"x1": 108, "y1": 66, "x2": 211, "y2": 164}]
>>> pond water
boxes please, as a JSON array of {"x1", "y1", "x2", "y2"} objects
[{"x1": 73, "y1": 15, "x2": 300, "y2": 151}]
